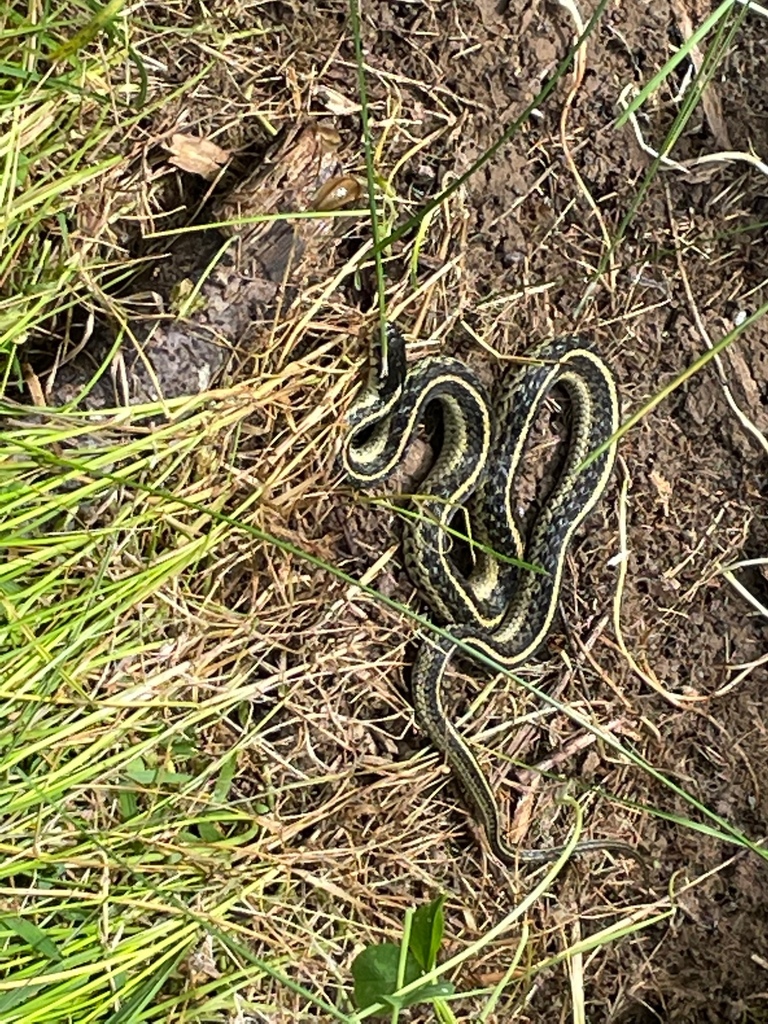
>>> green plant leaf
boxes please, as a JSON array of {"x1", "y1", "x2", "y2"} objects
[
  {"x1": 123, "y1": 767, "x2": 193, "y2": 785},
  {"x1": 117, "y1": 787, "x2": 138, "y2": 820},
  {"x1": 1, "y1": 916, "x2": 61, "y2": 961},
  {"x1": 351, "y1": 942, "x2": 422, "y2": 1016},
  {"x1": 399, "y1": 981, "x2": 455, "y2": 1009},
  {"x1": 409, "y1": 895, "x2": 447, "y2": 971},
  {"x1": 197, "y1": 819, "x2": 224, "y2": 842},
  {"x1": 105, "y1": 944, "x2": 189, "y2": 1024},
  {"x1": 212, "y1": 750, "x2": 237, "y2": 802}
]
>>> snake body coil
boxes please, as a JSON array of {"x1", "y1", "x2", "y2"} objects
[{"x1": 343, "y1": 326, "x2": 638, "y2": 868}]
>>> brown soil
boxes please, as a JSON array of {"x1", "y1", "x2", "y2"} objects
[{"x1": 30, "y1": 0, "x2": 768, "y2": 1020}]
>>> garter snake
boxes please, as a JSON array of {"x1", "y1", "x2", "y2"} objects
[{"x1": 343, "y1": 325, "x2": 642, "y2": 870}]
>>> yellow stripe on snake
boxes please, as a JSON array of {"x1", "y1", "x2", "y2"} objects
[{"x1": 343, "y1": 326, "x2": 641, "y2": 870}]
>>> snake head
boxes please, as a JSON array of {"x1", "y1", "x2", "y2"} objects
[
  {"x1": 346, "y1": 322, "x2": 408, "y2": 431},
  {"x1": 379, "y1": 323, "x2": 407, "y2": 399}
]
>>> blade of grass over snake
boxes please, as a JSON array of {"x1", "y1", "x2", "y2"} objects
[
  {"x1": 364, "y1": 497, "x2": 545, "y2": 573},
  {"x1": 143, "y1": 208, "x2": 366, "y2": 240}
]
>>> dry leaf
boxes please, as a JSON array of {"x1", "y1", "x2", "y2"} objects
[
  {"x1": 23, "y1": 362, "x2": 44, "y2": 407},
  {"x1": 166, "y1": 133, "x2": 231, "y2": 180},
  {"x1": 315, "y1": 85, "x2": 361, "y2": 116}
]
